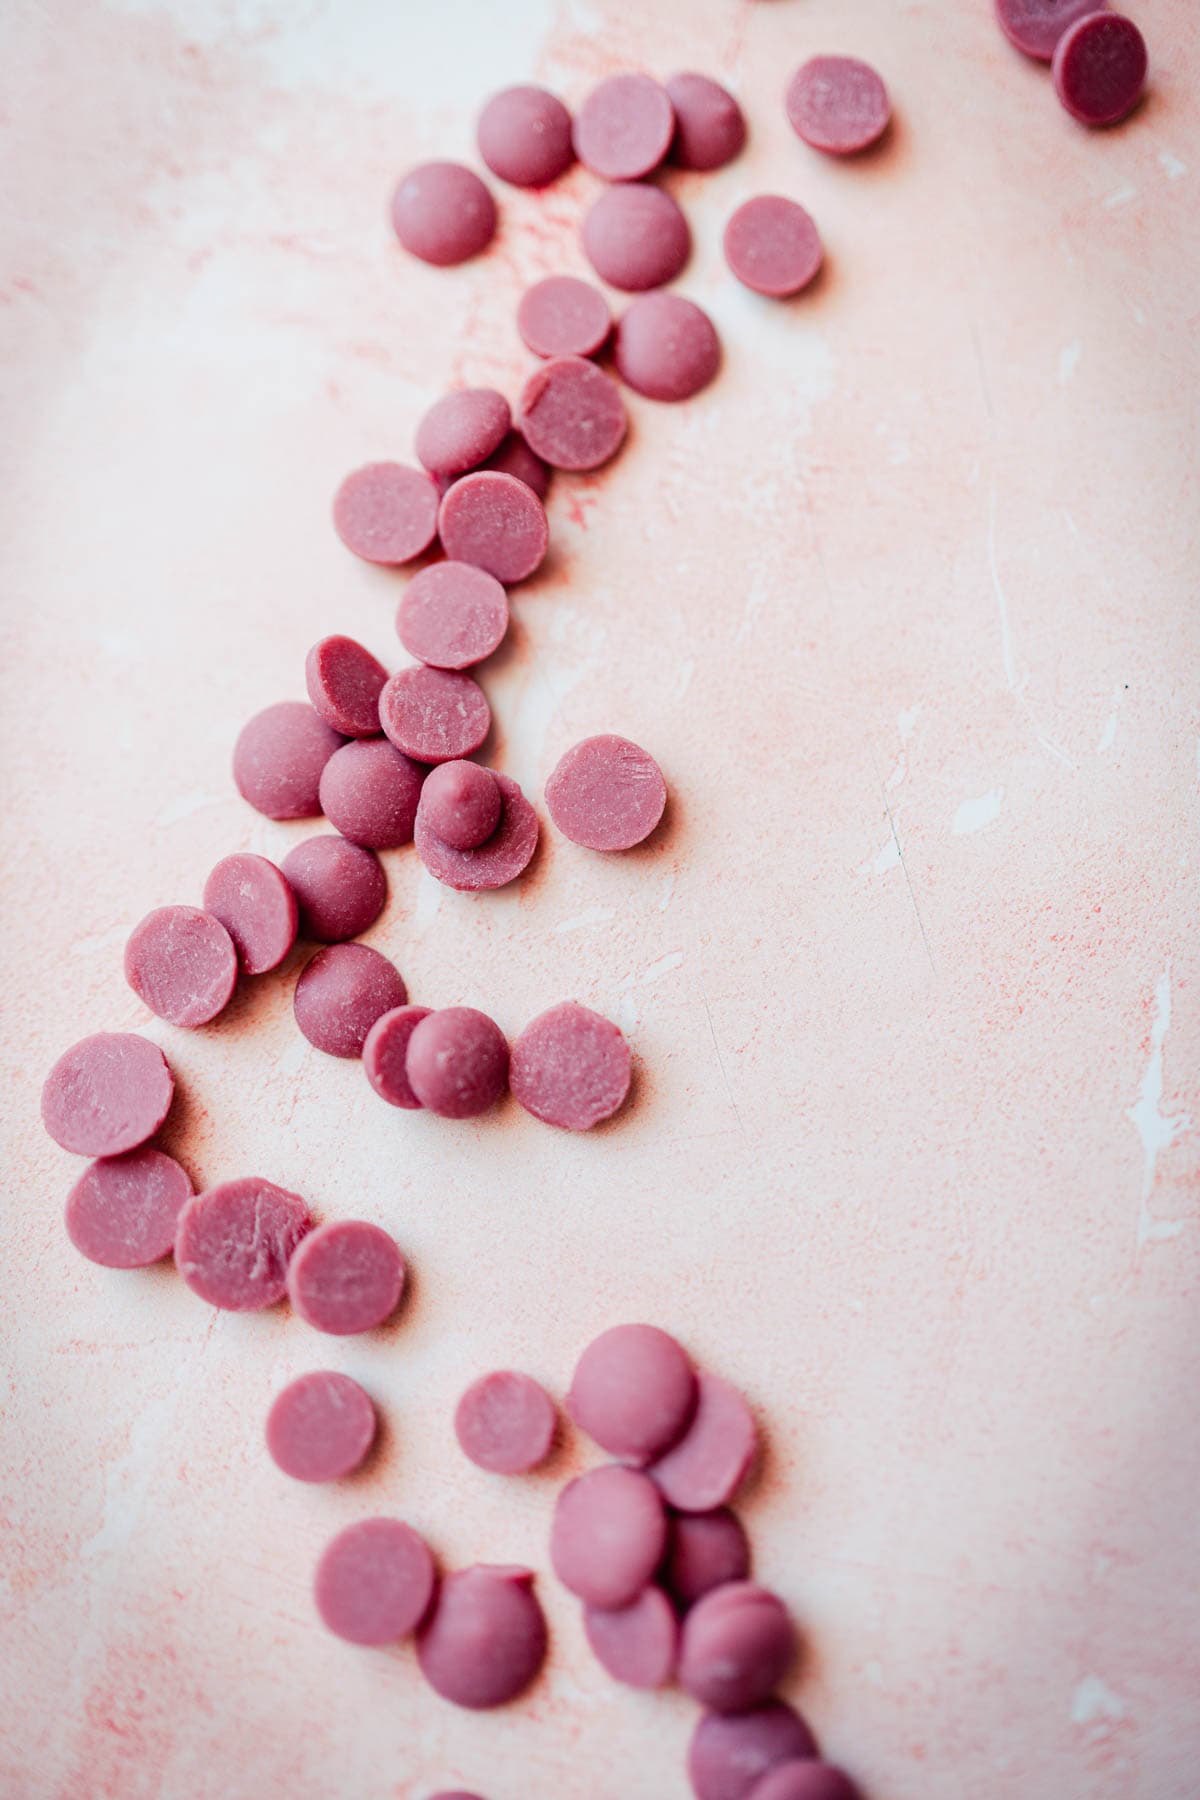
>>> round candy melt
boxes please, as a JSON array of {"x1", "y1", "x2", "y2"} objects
[
  {"x1": 724, "y1": 196, "x2": 823, "y2": 298},
  {"x1": 397, "y1": 562, "x2": 509, "y2": 670},
  {"x1": 550, "y1": 1464, "x2": 667, "y2": 1609},
  {"x1": 415, "y1": 770, "x2": 538, "y2": 891},
  {"x1": 293, "y1": 944, "x2": 408, "y2": 1059},
  {"x1": 233, "y1": 701, "x2": 343, "y2": 820},
  {"x1": 573, "y1": 73, "x2": 675, "y2": 180},
  {"x1": 614, "y1": 292, "x2": 720, "y2": 402},
  {"x1": 332, "y1": 463, "x2": 440, "y2": 566},
  {"x1": 65, "y1": 1146, "x2": 192, "y2": 1268},
  {"x1": 517, "y1": 358, "x2": 627, "y2": 472},
  {"x1": 318, "y1": 739, "x2": 424, "y2": 850},
  {"x1": 125, "y1": 906, "x2": 238, "y2": 1028},
  {"x1": 174, "y1": 1177, "x2": 311, "y2": 1310},
  {"x1": 785, "y1": 56, "x2": 891, "y2": 155},
  {"x1": 688, "y1": 1703, "x2": 819, "y2": 1800},
  {"x1": 315, "y1": 1517, "x2": 436, "y2": 1645},
  {"x1": 287, "y1": 1218, "x2": 406, "y2": 1334},
  {"x1": 282, "y1": 835, "x2": 386, "y2": 942},
  {"x1": 415, "y1": 389, "x2": 511, "y2": 480},
  {"x1": 1053, "y1": 11, "x2": 1147, "y2": 126},
  {"x1": 568, "y1": 1323, "x2": 695, "y2": 1462},
  {"x1": 305, "y1": 635, "x2": 389, "y2": 738},
  {"x1": 391, "y1": 161, "x2": 497, "y2": 265},
  {"x1": 42, "y1": 1033, "x2": 174, "y2": 1157},
  {"x1": 480, "y1": 431, "x2": 551, "y2": 499},
  {"x1": 477, "y1": 84, "x2": 574, "y2": 187},
  {"x1": 509, "y1": 1002, "x2": 631, "y2": 1131},
  {"x1": 203, "y1": 854, "x2": 298, "y2": 975},
  {"x1": 581, "y1": 183, "x2": 690, "y2": 292},
  {"x1": 517, "y1": 276, "x2": 612, "y2": 360},
  {"x1": 649, "y1": 1370, "x2": 758, "y2": 1512},
  {"x1": 418, "y1": 760, "x2": 502, "y2": 850},
  {"x1": 679, "y1": 1582, "x2": 796, "y2": 1713},
  {"x1": 418, "y1": 1565, "x2": 547, "y2": 1709},
  {"x1": 667, "y1": 71, "x2": 746, "y2": 170},
  {"x1": 584, "y1": 1585, "x2": 678, "y2": 1688},
  {"x1": 265, "y1": 1370, "x2": 377, "y2": 1482},
  {"x1": 455, "y1": 1371, "x2": 557, "y2": 1474},
  {"x1": 747, "y1": 1765, "x2": 861, "y2": 1800},
  {"x1": 665, "y1": 1508, "x2": 751, "y2": 1610},
  {"x1": 995, "y1": 0, "x2": 1105, "y2": 60},
  {"x1": 545, "y1": 733, "x2": 666, "y2": 851},
  {"x1": 379, "y1": 664, "x2": 492, "y2": 763},
  {"x1": 437, "y1": 471, "x2": 549, "y2": 584},
  {"x1": 363, "y1": 1005, "x2": 432, "y2": 1109},
  {"x1": 404, "y1": 1007, "x2": 509, "y2": 1119}
]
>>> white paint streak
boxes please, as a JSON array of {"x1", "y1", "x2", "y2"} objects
[
  {"x1": 639, "y1": 950, "x2": 684, "y2": 985},
  {"x1": 953, "y1": 788, "x2": 1003, "y2": 835},
  {"x1": 1071, "y1": 1675, "x2": 1127, "y2": 1725},
  {"x1": 671, "y1": 658, "x2": 695, "y2": 702},
  {"x1": 1158, "y1": 150, "x2": 1187, "y2": 180},
  {"x1": 1129, "y1": 969, "x2": 1191, "y2": 1248},
  {"x1": 862, "y1": 836, "x2": 901, "y2": 876},
  {"x1": 886, "y1": 755, "x2": 906, "y2": 791},
  {"x1": 733, "y1": 578, "x2": 768, "y2": 647},
  {"x1": 658, "y1": 872, "x2": 676, "y2": 912},
  {"x1": 70, "y1": 925, "x2": 131, "y2": 958},
  {"x1": 897, "y1": 706, "x2": 921, "y2": 741},
  {"x1": 988, "y1": 483, "x2": 1075, "y2": 769},
  {"x1": 1057, "y1": 341, "x2": 1082, "y2": 385},
  {"x1": 1102, "y1": 182, "x2": 1137, "y2": 209},
  {"x1": 153, "y1": 789, "x2": 225, "y2": 826},
  {"x1": 552, "y1": 907, "x2": 615, "y2": 934},
  {"x1": 413, "y1": 868, "x2": 443, "y2": 933},
  {"x1": 1097, "y1": 684, "x2": 1125, "y2": 753}
]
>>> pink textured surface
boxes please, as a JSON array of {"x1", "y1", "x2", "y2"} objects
[{"x1": 1, "y1": 4, "x2": 1197, "y2": 1800}]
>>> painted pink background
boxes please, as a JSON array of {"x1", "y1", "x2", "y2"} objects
[{"x1": 2, "y1": 2, "x2": 1197, "y2": 1796}]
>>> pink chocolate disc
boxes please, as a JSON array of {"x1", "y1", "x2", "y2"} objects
[
  {"x1": 518, "y1": 276, "x2": 611, "y2": 360},
  {"x1": 293, "y1": 944, "x2": 408, "y2": 1059},
  {"x1": 581, "y1": 183, "x2": 690, "y2": 292},
  {"x1": 418, "y1": 760, "x2": 503, "y2": 850},
  {"x1": 315, "y1": 1517, "x2": 436, "y2": 1645},
  {"x1": 509, "y1": 1001, "x2": 631, "y2": 1131},
  {"x1": 438, "y1": 471, "x2": 549, "y2": 584},
  {"x1": 747, "y1": 1765, "x2": 861, "y2": 1800},
  {"x1": 305, "y1": 634, "x2": 389, "y2": 737},
  {"x1": 391, "y1": 161, "x2": 497, "y2": 266},
  {"x1": 689, "y1": 1703, "x2": 819, "y2": 1800},
  {"x1": 379, "y1": 664, "x2": 491, "y2": 763},
  {"x1": 724, "y1": 196, "x2": 823, "y2": 298},
  {"x1": 333, "y1": 463, "x2": 440, "y2": 565},
  {"x1": 174, "y1": 1177, "x2": 311, "y2": 1310},
  {"x1": 203, "y1": 854, "x2": 298, "y2": 975},
  {"x1": 65, "y1": 1146, "x2": 192, "y2": 1268},
  {"x1": 545, "y1": 734, "x2": 666, "y2": 851},
  {"x1": 1053, "y1": 12, "x2": 1147, "y2": 126},
  {"x1": 517, "y1": 358, "x2": 627, "y2": 472},
  {"x1": 266, "y1": 1370, "x2": 377, "y2": 1482},
  {"x1": 785, "y1": 56, "x2": 891, "y2": 155},
  {"x1": 480, "y1": 431, "x2": 551, "y2": 499},
  {"x1": 416, "y1": 389, "x2": 511, "y2": 480},
  {"x1": 584, "y1": 1585, "x2": 678, "y2": 1688},
  {"x1": 615, "y1": 292, "x2": 720, "y2": 402},
  {"x1": 282, "y1": 835, "x2": 386, "y2": 942},
  {"x1": 286, "y1": 1218, "x2": 406, "y2": 1334},
  {"x1": 568, "y1": 1322, "x2": 695, "y2": 1462},
  {"x1": 125, "y1": 906, "x2": 238, "y2": 1028},
  {"x1": 415, "y1": 770, "x2": 538, "y2": 891},
  {"x1": 667, "y1": 72, "x2": 746, "y2": 170},
  {"x1": 573, "y1": 73, "x2": 675, "y2": 180},
  {"x1": 417, "y1": 1565, "x2": 547, "y2": 1709},
  {"x1": 649, "y1": 1370, "x2": 759, "y2": 1512},
  {"x1": 42, "y1": 1033, "x2": 173, "y2": 1157},
  {"x1": 318, "y1": 739, "x2": 424, "y2": 850},
  {"x1": 404, "y1": 1007, "x2": 509, "y2": 1119},
  {"x1": 363, "y1": 1005, "x2": 432, "y2": 1109},
  {"x1": 477, "y1": 84, "x2": 574, "y2": 187},
  {"x1": 233, "y1": 700, "x2": 344, "y2": 820},
  {"x1": 995, "y1": 0, "x2": 1104, "y2": 60},
  {"x1": 665, "y1": 1508, "x2": 751, "y2": 1610},
  {"x1": 679, "y1": 1581, "x2": 796, "y2": 1713},
  {"x1": 550, "y1": 1464, "x2": 667, "y2": 1609},
  {"x1": 397, "y1": 562, "x2": 509, "y2": 670},
  {"x1": 454, "y1": 1371, "x2": 557, "y2": 1474}
]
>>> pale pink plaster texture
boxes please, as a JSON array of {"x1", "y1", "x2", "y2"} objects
[{"x1": 1, "y1": 3, "x2": 1197, "y2": 1798}]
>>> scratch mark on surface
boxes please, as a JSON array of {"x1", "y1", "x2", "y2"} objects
[
  {"x1": 988, "y1": 484, "x2": 1075, "y2": 769},
  {"x1": 869, "y1": 745, "x2": 936, "y2": 973},
  {"x1": 1097, "y1": 684, "x2": 1125, "y2": 753},
  {"x1": 1129, "y1": 968, "x2": 1191, "y2": 1248},
  {"x1": 703, "y1": 996, "x2": 748, "y2": 1144}
]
